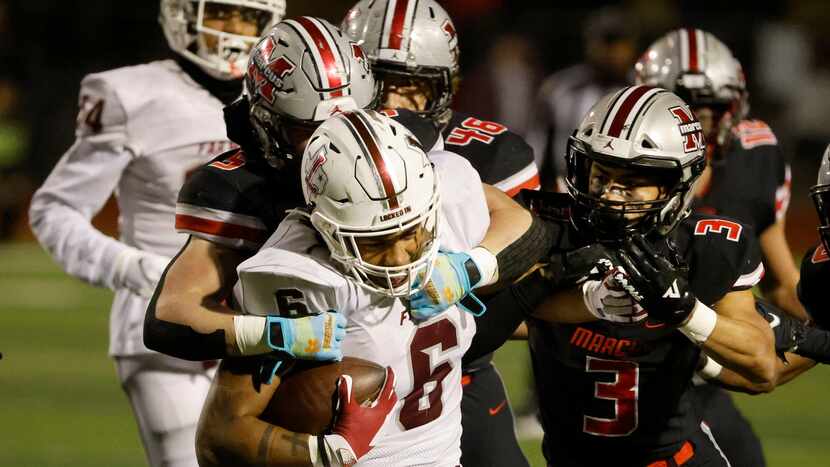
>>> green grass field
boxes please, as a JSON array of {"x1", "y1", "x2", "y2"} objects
[{"x1": 1, "y1": 242, "x2": 828, "y2": 466}]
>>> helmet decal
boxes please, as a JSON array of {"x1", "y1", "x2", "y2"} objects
[
  {"x1": 601, "y1": 85, "x2": 665, "y2": 139},
  {"x1": 382, "y1": 0, "x2": 416, "y2": 51},
  {"x1": 286, "y1": 17, "x2": 348, "y2": 98},
  {"x1": 341, "y1": 111, "x2": 401, "y2": 210}
]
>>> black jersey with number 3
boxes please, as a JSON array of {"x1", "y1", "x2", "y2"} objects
[{"x1": 529, "y1": 208, "x2": 762, "y2": 465}]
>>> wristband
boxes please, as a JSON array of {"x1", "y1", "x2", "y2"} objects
[
  {"x1": 679, "y1": 300, "x2": 718, "y2": 345},
  {"x1": 468, "y1": 246, "x2": 498, "y2": 287},
  {"x1": 232, "y1": 315, "x2": 269, "y2": 356},
  {"x1": 698, "y1": 355, "x2": 724, "y2": 379}
]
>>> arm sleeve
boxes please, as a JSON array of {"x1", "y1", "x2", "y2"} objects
[{"x1": 28, "y1": 74, "x2": 135, "y2": 290}]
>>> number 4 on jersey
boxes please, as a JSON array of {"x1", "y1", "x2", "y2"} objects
[{"x1": 445, "y1": 117, "x2": 507, "y2": 146}]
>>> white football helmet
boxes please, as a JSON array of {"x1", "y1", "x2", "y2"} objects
[
  {"x1": 245, "y1": 17, "x2": 379, "y2": 163},
  {"x1": 301, "y1": 109, "x2": 440, "y2": 297},
  {"x1": 341, "y1": 0, "x2": 459, "y2": 123},
  {"x1": 566, "y1": 85, "x2": 706, "y2": 240},
  {"x1": 160, "y1": 0, "x2": 285, "y2": 80},
  {"x1": 811, "y1": 144, "x2": 830, "y2": 253},
  {"x1": 635, "y1": 28, "x2": 748, "y2": 147}
]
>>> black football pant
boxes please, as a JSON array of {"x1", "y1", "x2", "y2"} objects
[
  {"x1": 460, "y1": 362, "x2": 529, "y2": 467},
  {"x1": 692, "y1": 383, "x2": 766, "y2": 467}
]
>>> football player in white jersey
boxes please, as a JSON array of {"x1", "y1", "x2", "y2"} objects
[
  {"x1": 27, "y1": 2, "x2": 296, "y2": 466},
  {"x1": 197, "y1": 109, "x2": 491, "y2": 466}
]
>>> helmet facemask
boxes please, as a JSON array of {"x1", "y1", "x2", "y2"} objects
[
  {"x1": 375, "y1": 61, "x2": 454, "y2": 124},
  {"x1": 566, "y1": 135, "x2": 703, "y2": 242},
  {"x1": 161, "y1": 0, "x2": 285, "y2": 80},
  {"x1": 811, "y1": 182, "x2": 830, "y2": 255},
  {"x1": 310, "y1": 190, "x2": 441, "y2": 297}
]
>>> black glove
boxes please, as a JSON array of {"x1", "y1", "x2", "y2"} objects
[
  {"x1": 543, "y1": 243, "x2": 616, "y2": 287},
  {"x1": 610, "y1": 234, "x2": 697, "y2": 326}
]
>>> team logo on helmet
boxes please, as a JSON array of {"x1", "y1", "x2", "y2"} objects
[
  {"x1": 305, "y1": 146, "x2": 329, "y2": 195},
  {"x1": 350, "y1": 41, "x2": 370, "y2": 74},
  {"x1": 668, "y1": 106, "x2": 705, "y2": 153},
  {"x1": 247, "y1": 35, "x2": 297, "y2": 104}
]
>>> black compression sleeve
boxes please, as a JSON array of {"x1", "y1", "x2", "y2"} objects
[
  {"x1": 143, "y1": 242, "x2": 229, "y2": 361},
  {"x1": 465, "y1": 271, "x2": 550, "y2": 363},
  {"x1": 494, "y1": 215, "x2": 556, "y2": 283}
]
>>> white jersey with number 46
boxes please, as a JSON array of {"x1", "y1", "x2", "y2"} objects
[{"x1": 237, "y1": 151, "x2": 488, "y2": 466}]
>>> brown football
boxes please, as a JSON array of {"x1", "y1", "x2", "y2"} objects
[{"x1": 261, "y1": 357, "x2": 387, "y2": 434}]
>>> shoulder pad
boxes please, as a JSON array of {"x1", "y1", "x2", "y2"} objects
[
  {"x1": 381, "y1": 108, "x2": 441, "y2": 152},
  {"x1": 175, "y1": 149, "x2": 270, "y2": 250},
  {"x1": 675, "y1": 214, "x2": 762, "y2": 304},
  {"x1": 732, "y1": 119, "x2": 778, "y2": 150},
  {"x1": 442, "y1": 112, "x2": 539, "y2": 195},
  {"x1": 237, "y1": 248, "x2": 348, "y2": 318},
  {"x1": 76, "y1": 74, "x2": 127, "y2": 137}
]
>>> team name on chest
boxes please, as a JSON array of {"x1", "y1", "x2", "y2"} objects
[{"x1": 569, "y1": 326, "x2": 650, "y2": 358}]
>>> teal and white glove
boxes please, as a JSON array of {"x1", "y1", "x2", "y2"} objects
[
  {"x1": 233, "y1": 311, "x2": 347, "y2": 360},
  {"x1": 409, "y1": 247, "x2": 497, "y2": 322}
]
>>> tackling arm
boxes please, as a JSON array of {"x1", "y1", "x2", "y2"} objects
[
  {"x1": 758, "y1": 220, "x2": 808, "y2": 320},
  {"x1": 700, "y1": 289, "x2": 777, "y2": 388}
]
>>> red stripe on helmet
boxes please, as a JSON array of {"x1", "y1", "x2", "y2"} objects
[
  {"x1": 389, "y1": 0, "x2": 410, "y2": 50},
  {"x1": 296, "y1": 17, "x2": 344, "y2": 96},
  {"x1": 343, "y1": 112, "x2": 400, "y2": 210},
  {"x1": 687, "y1": 28, "x2": 699, "y2": 72},
  {"x1": 607, "y1": 86, "x2": 652, "y2": 138}
]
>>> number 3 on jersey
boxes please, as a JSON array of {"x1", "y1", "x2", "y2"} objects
[
  {"x1": 584, "y1": 357, "x2": 639, "y2": 437},
  {"x1": 399, "y1": 319, "x2": 458, "y2": 430},
  {"x1": 445, "y1": 117, "x2": 507, "y2": 146}
]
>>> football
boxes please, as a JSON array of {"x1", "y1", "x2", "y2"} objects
[{"x1": 261, "y1": 357, "x2": 387, "y2": 434}]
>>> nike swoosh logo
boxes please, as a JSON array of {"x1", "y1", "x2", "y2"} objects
[
  {"x1": 644, "y1": 320, "x2": 666, "y2": 329},
  {"x1": 489, "y1": 400, "x2": 507, "y2": 416}
]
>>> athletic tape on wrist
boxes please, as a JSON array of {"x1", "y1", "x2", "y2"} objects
[
  {"x1": 232, "y1": 315, "x2": 269, "y2": 356},
  {"x1": 468, "y1": 246, "x2": 498, "y2": 287},
  {"x1": 698, "y1": 355, "x2": 724, "y2": 379},
  {"x1": 679, "y1": 300, "x2": 718, "y2": 345}
]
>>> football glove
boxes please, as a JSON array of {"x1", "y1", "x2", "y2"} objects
[
  {"x1": 582, "y1": 258, "x2": 647, "y2": 323},
  {"x1": 314, "y1": 367, "x2": 398, "y2": 465},
  {"x1": 610, "y1": 234, "x2": 697, "y2": 326},
  {"x1": 409, "y1": 250, "x2": 487, "y2": 322},
  {"x1": 266, "y1": 311, "x2": 347, "y2": 360},
  {"x1": 113, "y1": 247, "x2": 169, "y2": 297}
]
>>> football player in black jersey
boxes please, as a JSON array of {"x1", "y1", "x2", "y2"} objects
[
  {"x1": 514, "y1": 85, "x2": 777, "y2": 466},
  {"x1": 341, "y1": 1, "x2": 540, "y2": 465},
  {"x1": 635, "y1": 28, "x2": 802, "y2": 466}
]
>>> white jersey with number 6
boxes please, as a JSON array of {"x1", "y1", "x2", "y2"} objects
[{"x1": 237, "y1": 151, "x2": 488, "y2": 466}]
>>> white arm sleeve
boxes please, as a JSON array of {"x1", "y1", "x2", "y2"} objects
[{"x1": 28, "y1": 75, "x2": 136, "y2": 290}]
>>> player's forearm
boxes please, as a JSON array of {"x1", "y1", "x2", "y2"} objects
[
  {"x1": 196, "y1": 417, "x2": 313, "y2": 467},
  {"x1": 713, "y1": 353, "x2": 815, "y2": 394},
  {"x1": 767, "y1": 284, "x2": 808, "y2": 322},
  {"x1": 29, "y1": 196, "x2": 129, "y2": 289},
  {"x1": 701, "y1": 314, "x2": 777, "y2": 385}
]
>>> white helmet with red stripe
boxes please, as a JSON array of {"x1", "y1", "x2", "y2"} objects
[
  {"x1": 566, "y1": 85, "x2": 706, "y2": 240},
  {"x1": 634, "y1": 28, "x2": 748, "y2": 147},
  {"x1": 341, "y1": 0, "x2": 459, "y2": 123},
  {"x1": 245, "y1": 17, "x2": 378, "y2": 163},
  {"x1": 301, "y1": 109, "x2": 440, "y2": 297},
  {"x1": 160, "y1": 0, "x2": 286, "y2": 80}
]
